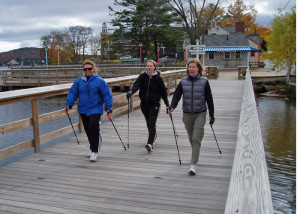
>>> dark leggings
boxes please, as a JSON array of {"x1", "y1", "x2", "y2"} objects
[
  {"x1": 141, "y1": 103, "x2": 160, "y2": 145},
  {"x1": 80, "y1": 114, "x2": 102, "y2": 153}
]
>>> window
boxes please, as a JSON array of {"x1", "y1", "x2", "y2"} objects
[
  {"x1": 235, "y1": 52, "x2": 241, "y2": 59},
  {"x1": 209, "y1": 53, "x2": 214, "y2": 60},
  {"x1": 224, "y1": 52, "x2": 230, "y2": 59},
  {"x1": 251, "y1": 52, "x2": 255, "y2": 57}
]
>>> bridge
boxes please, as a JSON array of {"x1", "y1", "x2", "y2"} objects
[{"x1": 0, "y1": 69, "x2": 273, "y2": 213}]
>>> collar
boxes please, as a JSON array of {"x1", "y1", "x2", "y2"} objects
[
  {"x1": 146, "y1": 70, "x2": 158, "y2": 77},
  {"x1": 188, "y1": 73, "x2": 200, "y2": 80}
]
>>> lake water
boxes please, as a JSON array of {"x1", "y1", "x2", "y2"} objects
[
  {"x1": 0, "y1": 93, "x2": 296, "y2": 213},
  {"x1": 257, "y1": 97, "x2": 296, "y2": 214}
]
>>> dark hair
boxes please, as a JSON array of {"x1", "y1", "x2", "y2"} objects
[{"x1": 186, "y1": 58, "x2": 205, "y2": 76}]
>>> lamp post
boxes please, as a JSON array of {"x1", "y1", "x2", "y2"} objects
[
  {"x1": 58, "y1": 50, "x2": 60, "y2": 65},
  {"x1": 157, "y1": 43, "x2": 160, "y2": 64},
  {"x1": 45, "y1": 48, "x2": 48, "y2": 67},
  {"x1": 57, "y1": 45, "x2": 60, "y2": 66},
  {"x1": 139, "y1": 43, "x2": 143, "y2": 64}
]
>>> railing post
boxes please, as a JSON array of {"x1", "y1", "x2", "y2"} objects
[
  {"x1": 31, "y1": 99, "x2": 40, "y2": 152},
  {"x1": 175, "y1": 73, "x2": 178, "y2": 88},
  {"x1": 79, "y1": 114, "x2": 83, "y2": 133},
  {"x1": 20, "y1": 70, "x2": 24, "y2": 87}
]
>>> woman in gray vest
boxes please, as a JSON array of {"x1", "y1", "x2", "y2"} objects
[{"x1": 168, "y1": 58, "x2": 215, "y2": 175}]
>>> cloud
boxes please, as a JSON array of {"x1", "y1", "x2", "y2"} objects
[
  {"x1": 0, "y1": 0, "x2": 114, "y2": 51},
  {"x1": 0, "y1": 0, "x2": 296, "y2": 53}
]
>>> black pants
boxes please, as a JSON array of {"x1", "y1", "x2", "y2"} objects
[
  {"x1": 141, "y1": 103, "x2": 160, "y2": 146},
  {"x1": 80, "y1": 114, "x2": 102, "y2": 153}
]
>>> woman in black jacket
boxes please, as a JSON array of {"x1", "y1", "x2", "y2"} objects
[{"x1": 127, "y1": 60, "x2": 169, "y2": 152}]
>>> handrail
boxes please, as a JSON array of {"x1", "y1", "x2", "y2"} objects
[
  {"x1": 1, "y1": 67, "x2": 183, "y2": 87},
  {"x1": 0, "y1": 69, "x2": 186, "y2": 161},
  {"x1": 224, "y1": 68, "x2": 274, "y2": 213}
]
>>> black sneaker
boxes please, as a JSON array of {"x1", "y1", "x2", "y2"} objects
[{"x1": 145, "y1": 144, "x2": 152, "y2": 152}]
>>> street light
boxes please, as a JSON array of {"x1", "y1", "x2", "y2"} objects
[
  {"x1": 139, "y1": 43, "x2": 143, "y2": 64},
  {"x1": 57, "y1": 45, "x2": 60, "y2": 66},
  {"x1": 45, "y1": 48, "x2": 48, "y2": 67},
  {"x1": 157, "y1": 43, "x2": 160, "y2": 64}
]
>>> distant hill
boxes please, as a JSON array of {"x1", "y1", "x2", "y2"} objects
[{"x1": 0, "y1": 47, "x2": 43, "y2": 66}]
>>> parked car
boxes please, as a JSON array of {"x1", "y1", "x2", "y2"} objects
[{"x1": 120, "y1": 55, "x2": 132, "y2": 60}]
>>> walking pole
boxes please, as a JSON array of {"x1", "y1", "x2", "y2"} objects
[
  {"x1": 127, "y1": 98, "x2": 130, "y2": 149},
  {"x1": 169, "y1": 114, "x2": 182, "y2": 165},
  {"x1": 110, "y1": 119, "x2": 126, "y2": 151},
  {"x1": 66, "y1": 111, "x2": 80, "y2": 145},
  {"x1": 210, "y1": 124, "x2": 222, "y2": 154}
]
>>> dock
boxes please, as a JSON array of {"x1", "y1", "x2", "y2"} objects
[
  {"x1": 0, "y1": 69, "x2": 274, "y2": 213},
  {"x1": 0, "y1": 79, "x2": 244, "y2": 213}
]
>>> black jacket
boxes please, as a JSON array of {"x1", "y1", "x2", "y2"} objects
[{"x1": 131, "y1": 71, "x2": 169, "y2": 107}]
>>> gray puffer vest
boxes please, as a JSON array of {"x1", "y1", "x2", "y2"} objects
[{"x1": 181, "y1": 75, "x2": 208, "y2": 113}]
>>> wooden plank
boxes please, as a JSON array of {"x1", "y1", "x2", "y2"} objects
[
  {"x1": 0, "y1": 140, "x2": 33, "y2": 160},
  {"x1": 0, "y1": 118, "x2": 32, "y2": 134},
  {"x1": 0, "y1": 79, "x2": 244, "y2": 213}
]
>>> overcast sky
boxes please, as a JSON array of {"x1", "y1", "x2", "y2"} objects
[{"x1": 0, "y1": 0, "x2": 296, "y2": 53}]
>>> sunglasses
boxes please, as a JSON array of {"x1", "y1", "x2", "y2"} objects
[{"x1": 83, "y1": 67, "x2": 93, "y2": 71}]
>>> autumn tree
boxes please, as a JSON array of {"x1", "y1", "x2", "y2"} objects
[
  {"x1": 220, "y1": 0, "x2": 257, "y2": 35},
  {"x1": 263, "y1": 8, "x2": 296, "y2": 80},
  {"x1": 41, "y1": 31, "x2": 74, "y2": 64}
]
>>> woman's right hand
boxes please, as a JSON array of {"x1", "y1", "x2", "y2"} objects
[
  {"x1": 167, "y1": 107, "x2": 173, "y2": 115},
  {"x1": 65, "y1": 107, "x2": 69, "y2": 115}
]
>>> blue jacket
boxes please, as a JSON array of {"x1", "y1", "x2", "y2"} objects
[{"x1": 66, "y1": 74, "x2": 113, "y2": 116}]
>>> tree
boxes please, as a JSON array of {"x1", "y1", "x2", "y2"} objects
[
  {"x1": 220, "y1": 0, "x2": 257, "y2": 35},
  {"x1": 168, "y1": 0, "x2": 222, "y2": 45},
  {"x1": 89, "y1": 35, "x2": 101, "y2": 57},
  {"x1": 66, "y1": 26, "x2": 90, "y2": 62},
  {"x1": 109, "y1": 0, "x2": 185, "y2": 62},
  {"x1": 41, "y1": 31, "x2": 74, "y2": 64},
  {"x1": 263, "y1": 8, "x2": 296, "y2": 80}
]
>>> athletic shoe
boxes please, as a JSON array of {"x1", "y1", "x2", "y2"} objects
[
  {"x1": 90, "y1": 152, "x2": 97, "y2": 162},
  {"x1": 86, "y1": 150, "x2": 92, "y2": 158},
  {"x1": 189, "y1": 165, "x2": 196, "y2": 175},
  {"x1": 145, "y1": 144, "x2": 152, "y2": 152}
]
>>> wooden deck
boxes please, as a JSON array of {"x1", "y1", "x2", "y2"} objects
[{"x1": 0, "y1": 79, "x2": 244, "y2": 214}]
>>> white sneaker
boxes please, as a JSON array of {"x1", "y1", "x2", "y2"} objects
[
  {"x1": 189, "y1": 165, "x2": 196, "y2": 175},
  {"x1": 90, "y1": 152, "x2": 97, "y2": 162},
  {"x1": 145, "y1": 144, "x2": 152, "y2": 152},
  {"x1": 86, "y1": 150, "x2": 92, "y2": 158}
]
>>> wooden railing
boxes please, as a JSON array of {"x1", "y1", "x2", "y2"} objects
[
  {"x1": 1, "y1": 67, "x2": 183, "y2": 87},
  {"x1": 0, "y1": 69, "x2": 186, "y2": 161},
  {"x1": 225, "y1": 68, "x2": 274, "y2": 213}
]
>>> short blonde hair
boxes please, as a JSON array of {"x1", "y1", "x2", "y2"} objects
[
  {"x1": 83, "y1": 60, "x2": 99, "y2": 74},
  {"x1": 186, "y1": 58, "x2": 205, "y2": 76}
]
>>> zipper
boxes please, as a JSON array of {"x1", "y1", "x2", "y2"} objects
[
  {"x1": 146, "y1": 76, "x2": 151, "y2": 104},
  {"x1": 191, "y1": 80, "x2": 194, "y2": 113}
]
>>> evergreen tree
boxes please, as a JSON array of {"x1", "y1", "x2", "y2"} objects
[{"x1": 109, "y1": 0, "x2": 184, "y2": 62}]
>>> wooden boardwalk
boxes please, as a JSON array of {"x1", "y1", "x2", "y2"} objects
[{"x1": 0, "y1": 79, "x2": 244, "y2": 214}]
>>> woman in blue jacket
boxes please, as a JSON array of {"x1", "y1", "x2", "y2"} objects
[{"x1": 65, "y1": 60, "x2": 113, "y2": 162}]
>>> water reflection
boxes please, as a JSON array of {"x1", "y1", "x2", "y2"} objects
[{"x1": 257, "y1": 97, "x2": 296, "y2": 214}]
